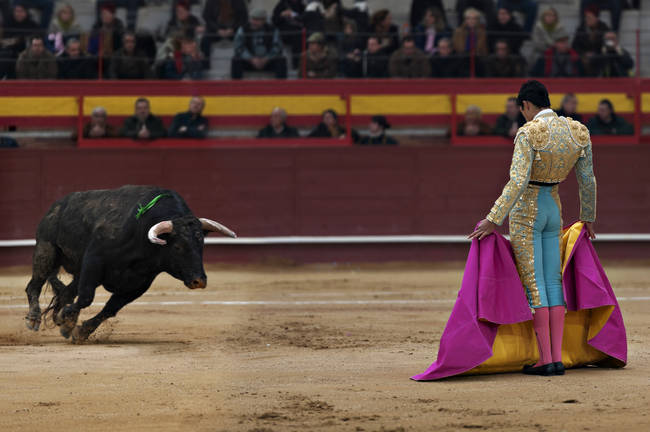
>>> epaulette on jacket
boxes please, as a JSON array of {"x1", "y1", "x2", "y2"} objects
[
  {"x1": 515, "y1": 118, "x2": 550, "y2": 151},
  {"x1": 563, "y1": 117, "x2": 591, "y2": 148}
]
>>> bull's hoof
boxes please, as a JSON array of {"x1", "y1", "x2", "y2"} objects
[
  {"x1": 70, "y1": 326, "x2": 89, "y2": 344},
  {"x1": 56, "y1": 308, "x2": 79, "y2": 340},
  {"x1": 24, "y1": 316, "x2": 41, "y2": 331}
]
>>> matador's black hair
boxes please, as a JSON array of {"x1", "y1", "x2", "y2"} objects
[{"x1": 517, "y1": 80, "x2": 551, "y2": 109}]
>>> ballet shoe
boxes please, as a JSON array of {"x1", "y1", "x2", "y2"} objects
[
  {"x1": 553, "y1": 361, "x2": 565, "y2": 375},
  {"x1": 522, "y1": 363, "x2": 555, "y2": 376}
]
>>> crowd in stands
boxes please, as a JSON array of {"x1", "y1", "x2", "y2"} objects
[{"x1": 0, "y1": 0, "x2": 640, "y2": 80}]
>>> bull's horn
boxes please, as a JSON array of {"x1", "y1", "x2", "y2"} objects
[
  {"x1": 148, "y1": 220, "x2": 173, "y2": 245},
  {"x1": 199, "y1": 218, "x2": 237, "y2": 238}
]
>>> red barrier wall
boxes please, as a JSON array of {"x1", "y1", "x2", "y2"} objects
[{"x1": 1, "y1": 146, "x2": 649, "y2": 265}]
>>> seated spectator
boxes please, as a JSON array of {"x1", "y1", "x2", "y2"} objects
[
  {"x1": 169, "y1": 97, "x2": 209, "y2": 138},
  {"x1": 410, "y1": 0, "x2": 447, "y2": 30},
  {"x1": 587, "y1": 99, "x2": 633, "y2": 135},
  {"x1": 389, "y1": 35, "x2": 431, "y2": 78},
  {"x1": 88, "y1": 3, "x2": 125, "y2": 71},
  {"x1": 531, "y1": 32, "x2": 582, "y2": 78},
  {"x1": 572, "y1": 5, "x2": 610, "y2": 75},
  {"x1": 109, "y1": 32, "x2": 152, "y2": 79},
  {"x1": 272, "y1": 0, "x2": 305, "y2": 69},
  {"x1": 484, "y1": 39, "x2": 525, "y2": 77},
  {"x1": 301, "y1": 1, "x2": 325, "y2": 35},
  {"x1": 496, "y1": 0, "x2": 538, "y2": 33},
  {"x1": 555, "y1": 93, "x2": 583, "y2": 123},
  {"x1": 342, "y1": 0, "x2": 370, "y2": 35},
  {"x1": 455, "y1": 0, "x2": 496, "y2": 27},
  {"x1": 0, "y1": 3, "x2": 40, "y2": 78},
  {"x1": 322, "y1": 0, "x2": 344, "y2": 43},
  {"x1": 159, "y1": 37, "x2": 204, "y2": 80},
  {"x1": 163, "y1": 0, "x2": 202, "y2": 40},
  {"x1": 80, "y1": 107, "x2": 116, "y2": 139},
  {"x1": 452, "y1": 8, "x2": 488, "y2": 57},
  {"x1": 457, "y1": 105, "x2": 492, "y2": 136},
  {"x1": 431, "y1": 37, "x2": 470, "y2": 77},
  {"x1": 57, "y1": 38, "x2": 97, "y2": 79},
  {"x1": 360, "y1": 35, "x2": 389, "y2": 78},
  {"x1": 590, "y1": 31, "x2": 634, "y2": 77},
  {"x1": 302, "y1": 32, "x2": 337, "y2": 78},
  {"x1": 369, "y1": 9, "x2": 400, "y2": 56},
  {"x1": 47, "y1": 2, "x2": 82, "y2": 55},
  {"x1": 16, "y1": 35, "x2": 57, "y2": 79},
  {"x1": 413, "y1": 6, "x2": 451, "y2": 56},
  {"x1": 531, "y1": 7, "x2": 566, "y2": 59},
  {"x1": 201, "y1": 0, "x2": 248, "y2": 59},
  {"x1": 494, "y1": 97, "x2": 525, "y2": 138},
  {"x1": 338, "y1": 19, "x2": 364, "y2": 78},
  {"x1": 359, "y1": 115, "x2": 397, "y2": 146},
  {"x1": 16, "y1": 0, "x2": 54, "y2": 29},
  {"x1": 231, "y1": 9, "x2": 287, "y2": 79},
  {"x1": 257, "y1": 107, "x2": 299, "y2": 138},
  {"x1": 120, "y1": 98, "x2": 166, "y2": 140},
  {"x1": 488, "y1": 7, "x2": 525, "y2": 54},
  {"x1": 96, "y1": 0, "x2": 141, "y2": 31},
  {"x1": 309, "y1": 109, "x2": 346, "y2": 138},
  {"x1": 580, "y1": 0, "x2": 621, "y2": 32}
]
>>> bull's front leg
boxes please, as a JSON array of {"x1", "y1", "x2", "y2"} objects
[{"x1": 57, "y1": 254, "x2": 103, "y2": 339}]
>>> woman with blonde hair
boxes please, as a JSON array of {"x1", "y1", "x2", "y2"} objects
[
  {"x1": 531, "y1": 7, "x2": 568, "y2": 58},
  {"x1": 452, "y1": 8, "x2": 488, "y2": 56}
]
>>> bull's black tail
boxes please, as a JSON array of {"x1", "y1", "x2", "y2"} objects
[{"x1": 40, "y1": 276, "x2": 68, "y2": 328}]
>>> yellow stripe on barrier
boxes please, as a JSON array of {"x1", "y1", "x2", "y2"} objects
[
  {"x1": 642, "y1": 93, "x2": 650, "y2": 112},
  {"x1": 351, "y1": 95, "x2": 450, "y2": 115},
  {"x1": 0, "y1": 97, "x2": 78, "y2": 116},
  {"x1": 83, "y1": 96, "x2": 346, "y2": 116},
  {"x1": 457, "y1": 93, "x2": 635, "y2": 114}
]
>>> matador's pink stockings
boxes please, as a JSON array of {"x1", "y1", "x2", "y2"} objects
[{"x1": 533, "y1": 306, "x2": 566, "y2": 366}]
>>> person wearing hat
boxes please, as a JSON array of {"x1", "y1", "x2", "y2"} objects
[
  {"x1": 231, "y1": 8, "x2": 288, "y2": 79},
  {"x1": 531, "y1": 30, "x2": 582, "y2": 78},
  {"x1": 572, "y1": 5, "x2": 611, "y2": 76},
  {"x1": 359, "y1": 116, "x2": 397, "y2": 146},
  {"x1": 301, "y1": 32, "x2": 338, "y2": 78},
  {"x1": 200, "y1": 0, "x2": 248, "y2": 59}
]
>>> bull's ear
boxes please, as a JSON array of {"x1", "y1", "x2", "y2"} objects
[
  {"x1": 199, "y1": 218, "x2": 237, "y2": 238},
  {"x1": 148, "y1": 220, "x2": 173, "y2": 245}
]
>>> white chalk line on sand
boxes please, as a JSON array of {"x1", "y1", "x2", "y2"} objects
[{"x1": 0, "y1": 297, "x2": 649, "y2": 310}]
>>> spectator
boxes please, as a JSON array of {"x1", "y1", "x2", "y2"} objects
[
  {"x1": 301, "y1": 1, "x2": 326, "y2": 35},
  {"x1": 16, "y1": 0, "x2": 54, "y2": 29},
  {"x1": 163, "y1": 0, "x2": 202, "y2": 40},
  {"x1": 369, "y1": 9, "x2": 399, "y2": 56},
  {"x1": 0, "y1": 3, "x2": 40, "y2": 78},
  {"x1": 531, "y1": 7, "x2": 567, "y2": 59},
  {"x1": 339, "y1": 18, "x2": 364, "y2": 78},
  {"x1": 302, "y1": 32, "x2": 337, "y2": 78},
  {"x1": 88, "y1": 3, "x2": 125, "y2": 64},
  {"x1": 361, "y1": 35, "x2": 389, "y2": 78},
  {"x1": 120, "y1": 98, "x2": 166, "y2": 140},
  {"x1": 16, "y1": 35, "x2": 57, "y2": 79},
  {"x1": 359, "y1": 115, "x2": 397, "y2": 146},
  {"x1": 431, "y1": 37, "x2": 470, "y2": 77},
  {"x1": 531, "y1": 32, "x2": 582, "y2": 78},
  {"x1": 309, "y1": 109, "x2": 346, "y2": 138},
  {"x1": 322, "y1": 0, "x2": 344, "y2": 40},
  {"x1": 257, "y1": 107, "x2": 299, "y2": 138},
  {"x1": 272, "y1": 0, "x2": 305, "y2": 69},
  {"x1": 109, "y1": 32, "x2": 152, "y2": 79},
  {"x1": 587, "y1": 99, "x2": 633, "y2": 135},
  {"x1": 169, "y1": 96, "x2": 209, "y2": 138},
  {"x1": 201, "y1": 0, "x2": 248, "y2": 59},
  {"x1": 413, "y1": 7, "x2": 451, "y2": 56},
  {"x1": 457, "y1": 105, "x2": 492, "y2": 136},
  {"x1": 496, "y1": 0, "x2": 538, "y2": 33},
  {"x1": 96, "y1": 0, "x2": 140, "y2": 31},
  {"x1": 410, "y1": 0, "x2": 447, "y2": 30},
  {"x1": 342, "y1": 0, "x2": 370, "y2": 35},
  {"x1": 494, "y1": 97, "x2": 525, "y2": 137},
  {"x1": 455, "y1": 0, "x2": 496, "y2": 27},
  {"x1": 580, "y1": 0, "x2": 621, "y2": 32},
  {"x1": 47, "y1": 2, "x2": 82, "y2": 55},
  {"x1": 389, "y1": 35, "x2": 431, "y2": 78},
  {"x1": 231, "y1": 9, "x2": 287, "y2": 79},
  {"x1": 555, "y1": 93, "x2": 583, "y2": 123},
  {"x1": 484, "y1": 39, "x2": 525, "y2": 77},
  {"x1": 488, "y1": 7, "x2": 525, "y2": 54},
  {"x1": 590, "y1": 31, "x2": 634, "y2": 77},
  {"x1": 57, "y1": 38, "x2": 97, "y2": 79},
  {"x1": 159, "y1": 37, "x2": 204, "y2": 80},
  {"x1": 572, "y1": 5, "x2": 610, "y2": 75},
  {"x1": 452, "y1": 8, "x2": 488, "y2": 57},
  {"x1": 80, "y1": 107, "x2": 116, "y2": 139}
]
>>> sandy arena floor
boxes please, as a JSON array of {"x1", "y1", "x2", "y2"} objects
[{"x1": 0, "y1": 262, "x2": 648, "y2": 432}]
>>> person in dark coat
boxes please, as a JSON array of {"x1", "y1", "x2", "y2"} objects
[
  {"x1": 77, "y1": 106, "x2": 117, "y2": 139},
  {"x1": 494, "y1": 97, "x2": 525, "y2": 137},
  {"x1": 389, "y1": 35, "x2": 431, "y2": 78},
  {"x1": 488, "y1": 7, "x2": 525, "y2": 54},
  {"x1": 272, "y1": 0, "x2": 305, "y2": 69},
  {"x1": 555, "y1": 93, "x2": 583, "y2": 123},
  {"x1": 589, "y1": 31, "x2": 634, "y2": 78},
  {"x1": 308, "y1": 109, "x2": 346, "y2": 138},
  {"x1": 587, "y1": 99, "x2": 634, "y2": 135},
  {"x1": 200, "y1": 0, "x2": 249, "y2": 58},
  {"x1": 169, "y1": 97, "x2": 209, "y2": 138},
  {"x1": 572, "y1": 5, "x2": 610, "y2": 75},
  {"x1": 301, "y1": 32, "x2": 338, "y2": 78},
  {"x1": 369, "y1": 9, "x2": 400, "y2": 56},
  {"x1": 257, "y1": 107, "x2": 299, "y2": 138},
  {"x1": 413, "y1": 6, "x2": 451, "y2": 56},
  {"x1": 359, "y1": 115, "x2": 398, "y2": 146},
  {"x1": 163, "y1": 0, "x2": 202, "y2": 39},
  {"x1": 0, "y1": 3, "x2": 40, "y2": 78},
  {"x1": 430, "y1": 38, "x2": 470, "y2": 77},
  {"x1": 16, "y1": 35, "x2": 57, "y2": 79},
  {"x1": 409, "y1": 0, "x2": 447, "y2": 29},
  {"x1": 57, "y1": 39, "x2": 97, "y2": 79},
  {"x1": 119, "y1": 98, "x2": 166, "y2": 139},
  {"x1": 361, "y1": 35, "x2": 389, "y2": 78},
  {"x1": 531, "y1": 33, "x2": 582, "y2": 77},
  {"x1": 339, "y1": 18, "x2": 365, "y2": 78},
  {"x1": 109, "y1": 32, "x2": 152, "y2": 79},
  {"x1": 484, "y1": 39, "x2": 526, "y2": 77}
]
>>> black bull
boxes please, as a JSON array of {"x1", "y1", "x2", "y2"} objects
[{"x1": 24, "y1": 185, "x2": 236, "y2": 342}]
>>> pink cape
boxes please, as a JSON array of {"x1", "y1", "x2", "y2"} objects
[{"x1": 411, "y1": 224, "x2": 627, "y2": 381}]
